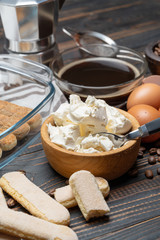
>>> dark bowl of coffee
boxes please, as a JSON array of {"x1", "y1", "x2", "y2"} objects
[
  {"x1": 51, "y1": 44, "x2": 147, "y2": 107},
  {"x1": 145, "y1": 40, "x2": 160, "y2": 75}
]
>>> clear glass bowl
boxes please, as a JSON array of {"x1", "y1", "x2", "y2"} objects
[
  {"x1": 0, "y1": 54, "x2": 55, "y2": 168},
  {"x1": 51, "y1": 44, "x2": 147, "y2": 107}
]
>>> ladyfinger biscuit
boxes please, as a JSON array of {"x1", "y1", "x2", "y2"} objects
[
  {"x1": 54, "y1": 177, "x2": 110, "y2": 208},
  {"x1": 0, "y1": 233, "x2": 20, "y2": 240},
  {"x1": 0, "y1": 188, "x2": 20, "y2": 240},
  {"x1": 0, "y1": 172, "x2": 70, "y2": 226},
  {"x1": 0, "y1": 208, "x2": 78, "y2": 240},
  {"x1": 69, "y1": 170, "x2": 110, "y2": 221},
  {"x1": 0, "y1": 187, "x2": 7, "y2": 207},
  {"x1": 0, "y1": 130, "x2": 17, "y2": 151},
  {"x1": 0, "y1": 114, "x2": 30, "y2": 140},
  {"x1": 0, "y1": 100, "x2": 42, "y2": 131},
  {"x1": 12, "y1": 105, "x2": 42, "y2": 131}
]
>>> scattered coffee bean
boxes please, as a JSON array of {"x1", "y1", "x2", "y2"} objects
[
  {"x1": 7, "y1": 198, "x2": 17, "y2": 208},
  {"x1": 65, "y1": 179, "x2": 69, "y2": 185},
  {"x1": 148, "y1": 156, "x2": 157, "y2": 165},
  {"x1": 149, "y1": 148, "x2": 157, "y2": 155},
  {"x1": 154, "y1": 44, "x2": 160, "y2": 56},
  {"x1": 157, "y1": 148, "x2": 160, "y2": 156},
  {"x1": 157, "y1": 167, "x2": 160, "y2": 175},
  {"x1": 128, "y1": 168, "x2": 138, "y2": 177},
  {"x1": 145, "y1": 169, "x2": 153, "y2": 179},
  {"x1": 48, "y1": 188, "x2": 56, "y2": 197},
  {"x1": 139, "y1": 146, "x2": 146, "y2": 152},
  {"x1": 138, "y1": 150, "x2": 144, "y2": 158},
  {"x1": 18, "y1": 170, "x2": 26, "y2": 175},
  {"x1": 154, "y1": 51, "x2": 159, "y2": 56}
]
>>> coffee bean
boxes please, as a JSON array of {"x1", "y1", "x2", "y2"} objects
[
  {"x1": 154, "y1": 50, "x2": 159, "y2": 56},
  {"x1": 138, "y1": 150, "x2": 144, "y2": 158},
  {"x1": 154, "y1": 47, "x2": 160, "y2": 53},
  {"x1": 157, "y1": 167, "x2": 160, "y2": 175},
  {"x1": 48, "y1": 188, "x2": 56, "y2": 197},
  {"x1": 18, "y1": 170, "x2": 26, "y2": 175},
  {"x1": 157, "y1": 148, "x2": 160, "y2": 156},
  {"x1": 148, "y1": 156, "x2": 156, "y2": 165},
  {"x1": 149, "y1": 148, "x2": 157, "y2": 155},
  {"x1": 139, "y1": 146, "x2": 146, "y2": 152},
  {"x1": 145, "y1": 169, "x2": 153, "y2": 179},
  {"x1": 7, "y1": 198, "x2": 17, "y2": 208},
  {"x1": 65, "y1": 179, "x2": 69, "y2": 185}
]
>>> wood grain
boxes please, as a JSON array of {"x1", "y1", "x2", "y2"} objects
[{"x1": 0, "y1": 0, "x2": 160, "y2": 239}]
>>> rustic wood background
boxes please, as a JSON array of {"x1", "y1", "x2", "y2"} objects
[{"x1": 1, "y1": 0, "x2": 160, "y2": 239}]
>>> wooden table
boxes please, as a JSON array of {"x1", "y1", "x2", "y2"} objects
[{"x1": 1, "y1": 0, "x2": 160, "y2": 239}]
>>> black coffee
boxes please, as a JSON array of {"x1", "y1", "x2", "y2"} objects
[{"x1": 60, "y1": 58, "x2": 136, "y2": 87}]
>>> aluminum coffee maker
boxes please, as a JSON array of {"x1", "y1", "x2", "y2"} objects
[{"x1": 0, "y1": 0, "x2": 65, "y2": 65}]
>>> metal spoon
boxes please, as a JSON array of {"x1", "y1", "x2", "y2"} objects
[
  {"x1": 62, "y1": 27, "x2": 118, "y2": 57},
  {"x1": 95, "y1": 117, "x2": 160, "y2": 148}
]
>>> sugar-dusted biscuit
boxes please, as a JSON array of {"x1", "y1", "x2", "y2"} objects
[
  {"x1": 0, "y1": 100, "x2": 42, "y2": 158},
  {"x1": 0, "y1": 100, "x2": 42, "y2": 131},
  {"x1": 13, "y1": 106, "x2": 42, "y2": 131},
  {"x1": 0, "y1": 188, "x2": 20, "y2": 240},
  {"x1": 0, "y1": 171, "x2": 70, "y2": 226},
  {"x1": 69, "y1": 170, "x2": 110, "y2": 221},
  {"x1": 0, "y1": 207, "x2": 78, "y2": 240},
  {"x1": 54, "y1": 177, "x2": 110, "y2": 208},
  {"x1": 0, "y1": 187, "x2": 7, "y2": 207},
  {"x1": 0, "y1": 130, "x2": 17, "y2": 151},
  {"x1": 0, "y1": 114, "x2": 30, "y2": 140},
  {"x1": 0, "y1": 233, "x2": 20, "y2": 240}
]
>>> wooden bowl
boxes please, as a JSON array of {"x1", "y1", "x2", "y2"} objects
[
  {"x1": 41, "y1": 110, "x2": 141, "y2": 180},
  {"x1": 145, "y1": 40, "x2": 160, "y2": 75}
]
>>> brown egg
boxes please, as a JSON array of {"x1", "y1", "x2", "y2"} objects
[
  {"x1": 127, "y1": 83, "x2": 160, "y2": 110},
  {"x1": 128, "y1": 104, "x2": 160, "y2": 143}
]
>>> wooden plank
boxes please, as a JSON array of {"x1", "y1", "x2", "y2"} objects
[
  {"x1": 1, "y1": 137, "x2": 160, "y2": 239},
  {"x1": 0, "y1": 0, "x2": 160, "y2": 239}
]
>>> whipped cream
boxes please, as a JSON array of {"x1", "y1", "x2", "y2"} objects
[
  {"x1": 52, "y1": 95, "x2": 108, "y2": 136},
  {"x1": 48, "y1": 123, "x2": 80, "y2": 151},
  {"x1": 105, "y1": 104, "x2": 132, "y2": 134},
  {"x1": 48, "y1": 95, "x2": 132, "y2": 153},
  {"x1": 75, "y1": 134, "x2": 114, "y2": 153}
]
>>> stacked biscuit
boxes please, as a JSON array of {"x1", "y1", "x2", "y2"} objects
[
  {"x1": 0, "y1": 100, "x2": 42, "y2": 158},
  {"x1": 0, "y1": 170, "x2": 110, "y2": 239},
  {"x1": 0, "y1": 172, "x2": 78, "y2": 240}
]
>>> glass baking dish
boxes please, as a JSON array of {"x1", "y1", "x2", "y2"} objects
[{"x1": 0, "y1": 54, "x2": 55, "y2": 168}]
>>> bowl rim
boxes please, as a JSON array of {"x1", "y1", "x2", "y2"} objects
[
  {"x1": 0, "y1": 54, "x2": 55, "y2": 140},
  {"x1": 51, "y1": 44, "x2": 147, "y2": 90},
  {"x1": 41, "y1": 109, "x2": 140, "y2": 157},
  {"x1": 145, "y1": 40, "x2": 160, "y2": 63}
]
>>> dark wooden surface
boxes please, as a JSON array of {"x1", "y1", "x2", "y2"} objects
[{"x1": 1, "y1": 0, "x2": 160, "y2": 239}]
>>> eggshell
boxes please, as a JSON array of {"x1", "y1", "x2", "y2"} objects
[
  {"x1": 127, "y1": 83, "x2": 160, "y2": 110},
  {"x1": 128, "y1": 104, "x2": 160, "y2": 143}
]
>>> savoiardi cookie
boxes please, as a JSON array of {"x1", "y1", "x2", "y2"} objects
[
  {"x1": 0, "y1": 171, "x2": 70, "y2": 226},
  {"x1": 0, "y1": 100, "x2": 42, "y2": 158},
  {"x1": 54, "y1": 177, "x2": 110, "y2": 208}
]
